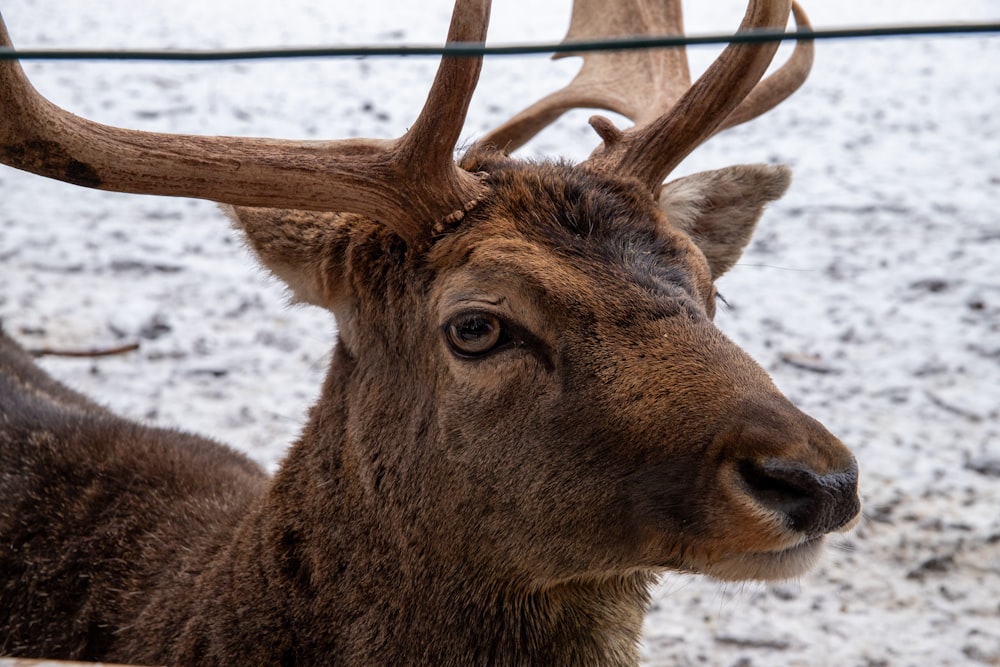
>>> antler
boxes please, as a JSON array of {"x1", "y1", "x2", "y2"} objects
[
  {"x1": 479, "y1": 0, "x2": 692, "y2": 153},
  {"x1": 712, "y1": 2, "x2": 812, "y2": 134},
  {"x1": 0, "y1": 1, "x2": 491, "y2": 245},
  {"x1": 479, "y1": 0, "x2": 812, "y2": 190}
]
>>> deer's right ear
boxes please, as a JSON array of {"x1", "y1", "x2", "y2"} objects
[
  {"x1": 224, "y1": 206, "x2": 352, "y2": 310},
  {"x1": 657, "y1": 164, "x2": 791, "y2": 280}
]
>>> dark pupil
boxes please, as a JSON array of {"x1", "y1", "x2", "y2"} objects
[{"x1": 459, "y1": 317, "x2": 494, "y2": 342}]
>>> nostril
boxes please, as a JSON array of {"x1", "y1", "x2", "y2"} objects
[
  {"x1": 738, "y1": 458, "x2": 860, "y2": 536},
  {"x1": 738, "y1": 460, "x2": 812, "y2": 518}
]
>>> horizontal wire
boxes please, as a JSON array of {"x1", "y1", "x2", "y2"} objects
[{"x1": 0, "y1": 22, "x2": 998, "y2": 62}]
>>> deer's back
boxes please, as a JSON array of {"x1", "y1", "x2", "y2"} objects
[{"x1": 0, "y1": 330, "x2": 269, "y2": 660}]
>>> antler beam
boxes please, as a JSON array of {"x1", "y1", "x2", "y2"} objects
[{"x1": 0, "y1": 2, "x2": 491, "y2": 244}]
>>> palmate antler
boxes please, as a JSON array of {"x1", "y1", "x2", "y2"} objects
[
  {"x1": 0, "y1": 2, "x2": 491, "y2": 244},
  {"x1": 479, "y1": 0, "x2": 813, "y2": 191}
]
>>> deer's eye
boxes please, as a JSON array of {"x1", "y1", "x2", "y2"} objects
[{"x1": 445, "y1": 313, "x2": 509, "y2": 358}]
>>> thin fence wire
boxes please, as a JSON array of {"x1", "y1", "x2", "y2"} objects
[{"x1": 1, "y1": 22, "x2": 998, "y2": 62}]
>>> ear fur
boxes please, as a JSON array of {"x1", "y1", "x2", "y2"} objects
[
  {"x1": 658, "y1": 164, "x2": 791, "y2": 280},
  {"x1": 223, "y1": 205, "x2": 351, "y2": 310}
]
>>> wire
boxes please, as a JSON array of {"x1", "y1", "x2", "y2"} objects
[{"x1": 0, "y1": 22, "x2": 998, "y2": 62}]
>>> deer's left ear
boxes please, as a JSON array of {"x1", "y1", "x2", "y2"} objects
[
  {"x1": 657, "y1": 164, "x2": 791, "y2": 280},
  {"x1": 223, "y1": 206, "x2": 353, "y2": 311}
]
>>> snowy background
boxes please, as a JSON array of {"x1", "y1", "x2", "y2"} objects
[{"x1": 1, "y1": 1, "x2": 998, "y2": 665}]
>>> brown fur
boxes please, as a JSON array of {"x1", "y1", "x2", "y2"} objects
[{"x1": 0, "y1": 152, "x2": 859, "y2": 665}]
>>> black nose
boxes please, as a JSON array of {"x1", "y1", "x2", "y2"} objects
[{"x1": 739, "y1": 458, "x2": 860, "y2": 536}]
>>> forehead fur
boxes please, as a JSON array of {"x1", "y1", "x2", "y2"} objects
[
  {"x1": 426, "y1": 151, "x2": 710, "y2": 307},
  {"x1": 458, "y1": 150, "x2": 664, "y2": 246}
]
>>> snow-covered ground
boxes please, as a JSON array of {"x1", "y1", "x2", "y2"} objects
[{"x1": 1, "y1": 1, "x2": 998, "y2": 665}]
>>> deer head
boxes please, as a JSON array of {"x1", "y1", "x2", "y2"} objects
[{"x1": 0, "y1": 0, "x2": 858, "y2": 662}]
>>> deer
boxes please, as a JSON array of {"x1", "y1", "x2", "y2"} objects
[{"x1": 0, "y1": 0, "x2": 860, "y2": 665}]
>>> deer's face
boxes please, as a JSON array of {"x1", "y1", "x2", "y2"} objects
[{"x1": 236, "y1": 155, "x2": 860, "y2": 584}]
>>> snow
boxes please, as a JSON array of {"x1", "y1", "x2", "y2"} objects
[{"x1": 1, "y1": 1, "x2": 998, "y2": 665}]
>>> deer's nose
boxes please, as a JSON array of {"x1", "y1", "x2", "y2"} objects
[{"x1": 738, "y1": 457, "x2": 860, "y2": 536}]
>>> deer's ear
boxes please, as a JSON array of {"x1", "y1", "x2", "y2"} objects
[
  {"x1": 224, "y1": 206, "x2": 352, "y2": 310},
  {"x1": 657, "y1": 164, "x2": 791, "y2": 280}
]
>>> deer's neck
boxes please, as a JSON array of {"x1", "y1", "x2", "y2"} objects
[
  {"x1": 142, "y1": 347, "x2": 653, "y2": 666},
  {"x1": 250, "y1": 477, "x2": 653, "y2": 666}
]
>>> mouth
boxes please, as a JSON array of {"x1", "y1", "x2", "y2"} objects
[{"x1": 690, "y1": 535, "x2": 828, "y2": 582}]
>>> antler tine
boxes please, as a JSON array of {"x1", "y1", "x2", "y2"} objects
[
  {"x1": 713, "y1": 2, "x2": 812, "y2": 134},
  {"x1": 0, "y1": 2, "x2": 490, "y2": 245},
  {"x1": 478, "y1": 0, "x2": 807, "y2": 191},
  {"x1": 477, "y1": 0, "x2": 691, "y2": 154},
  {"x1": 587, "y1": 0, "x2": 794, "y2": 190},
  {"x1": 391, "y1": 0, "x2": 491, "y2": 236}
]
